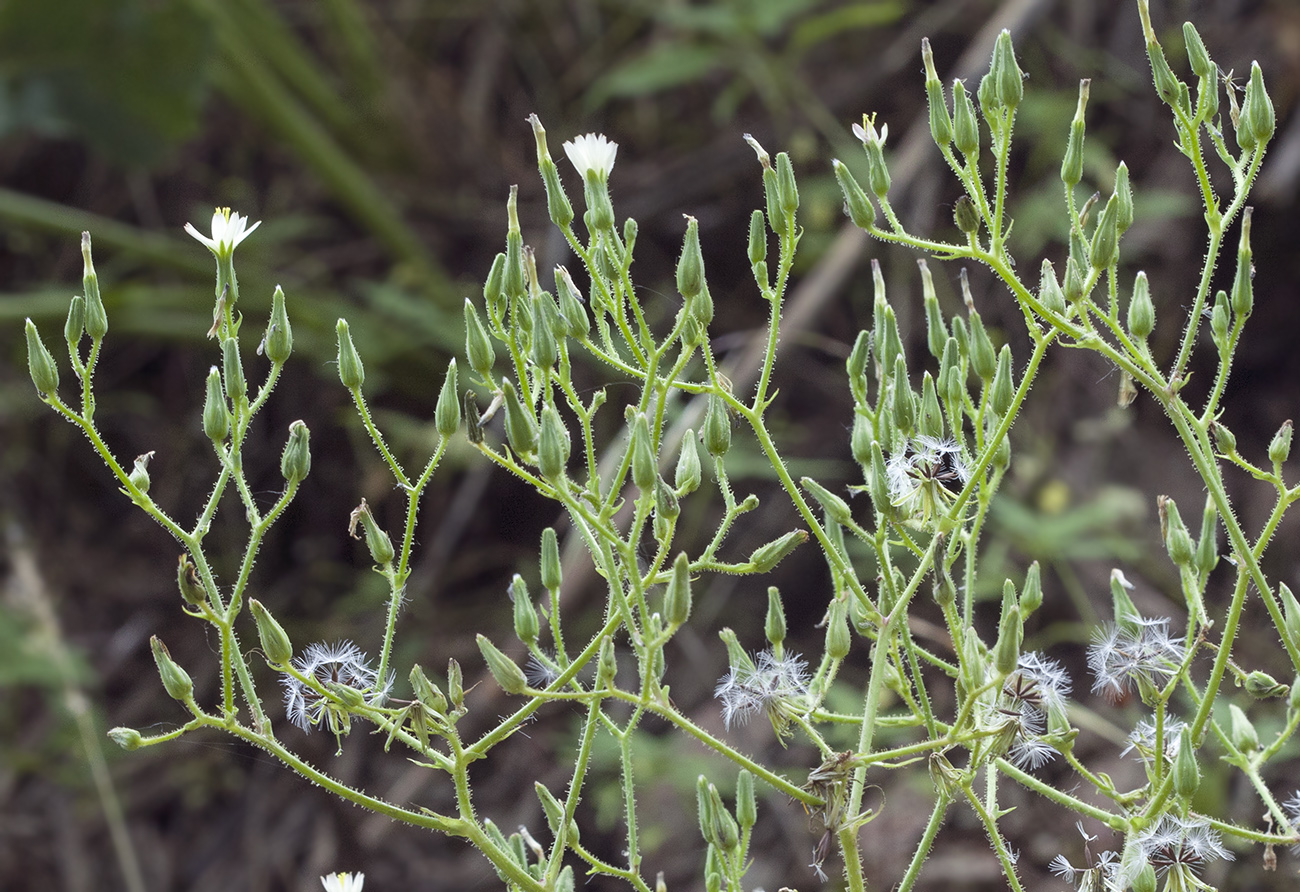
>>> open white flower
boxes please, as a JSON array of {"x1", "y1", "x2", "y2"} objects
[
  {"x1": 563, "y1": 133, "x2": 618, "y2": 180},
  {"x1": 320, "y1": 872, "x2": 364, "y2": 892},
  {"x1": 185, "y1": 207, "x2": 261, "y2": 257}
]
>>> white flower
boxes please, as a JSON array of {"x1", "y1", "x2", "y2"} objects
[
  {"x1": 851, "y1": 117, "x2": 888, "y2": 147},
  {"x1": 320, "y1": 872, "x2": 364, "y2": 892},
  {"x1": 886, "y1": 435, "x2": 970, "y2": 523},
  {"x1": 563, "y1": 133, "x2": 618, "y2": 179},
  {"x1": 185, "y1": 207, "x2": 261, "y2": 257}
]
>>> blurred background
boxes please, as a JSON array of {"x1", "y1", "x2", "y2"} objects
[{"x1": 2, "y1": 0, "x2": 1299, "y2": 889}]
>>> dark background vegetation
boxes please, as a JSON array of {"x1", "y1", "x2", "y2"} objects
[{"x1": 2, "y1": 0, "x2": 1299, "y2": 889}]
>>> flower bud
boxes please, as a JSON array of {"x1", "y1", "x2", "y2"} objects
[
  {"x1": 1210, "y1": 290, "x2": 1230, "y2": 350},
  {"x1": 675, "y1": 429, "x2": 702, "y2": 495},
  {"x1": 1228, "y1": 703, "x2": 1259, "y2": 752},
  {"x1": 1159, "y1": 495, "x2": 1195, "y2": 569},
  {"x1": 1212, "y1": 420, "x2": 1237, "y2": 457},
  {"x1": 151, "y1": 635, "x2": 194, "y2": 703},
  {"x1": 530, "y1": 116, "x2": 574, "y2": 228},
  {"x1": 25, "y1": 319, "x2": 60, "y2": 398},
  {"x1": 1038, "y1": 260, "x2": 1066, "y2": 315},
  {"x1": 538, "y1": 404, "x2": 571, "y2": 482},
  {"x1": 1144, "y1": 33, "x2": 1182, "y2": 107},
  {"x1": 1089, "y1": 193, "x2": 1121, "y2": 270},
  {"x1": 953, "y1": 79, "x2": 979, "y2": 156},
  {"x1": 108, "y1": 727, "x2": 144, "y2": 750},
  {"x1": 1195, "y1": 501, "x2": 1219, "y2": 575},
  {"x1": 280, "y1": 420, "x2": 312, "y2": 487},
  {"x1": 64, "y1": 295, "x2": 85, "y2": 353},
  {"x1": 762, "y1": 165, "x2": 781, "y2": 234},
  {"x1": 833, "y1": 159, "x2": 875, "y2": 230},
  {"x1": 1061, "y1": 80, "x2": 1089, "y2": 188},
  {"x1": 969, "y1": 313, "x2": 996, "y2": 382},
  {"x1": 825, "y1": 597, "x2": 852, "y2": 660},
  {"x1": 741, "y1": 209, "x2": 767, "y2": 269},
  {"x1": 335, "y1": 319, "x2": 365, "y2": 389},
  {"x1": 128, "y1": 452, "x2": 154, "y2": 494},
  {"x1": 1114, "y1": 162, "x2": 1134, "y2": 234},
  {"x1": 891, "y1": 357, "x2": 915, "y2": 435},
  {"x1": 1243, "y1": 61, "x2": 1275, "y2": 148},
  {"x1": 222, "y1": 337, "x2": 246, "y2": 406},
  {"x1": 464, "y1": 299, "x2": 496, "y2": 378},
  {"x1": 446, "y1": 657, "x2": 465, "y2": 711},
  {"x1": 501, "y1": 378, "x2": 538, "y2": 459},
  {"x1": 775, "y1": 151, "x2": 799, "y2": 217},
  {"x1": 919, "y1": 372, "x2": 944, "y2": 440},
  {"x1": 1019, "y1": 561, "x2": 1043, "y2": 618},
  {"x1": 249, "y1": 598, "x2": 294, "y2": 665},
  {"x1": 748, "y1": 530, "x2": 808, "y2": 574},
  {"x1": 1172, "y1": 725, "x2": 1200, "y2": 799},
  {"x1": 1109, "y1": 568, "x2": 1143, "y2": 636},
  {"x1": 675, "y1": 216, "x2": 706, "y2": 303},
  {"x1": 1182, "y1": 23, "x2": 1214, "y2": 79},
  {"x1": 801, "y1": 476, "x2": 854, "y2": 528},
  {"x1": 531, "y1": 295, "x2": 560, "y2": 371},
  {"x1": 1245, "y1": 670, "x2": 1287, "y2": 699},
  {"x1": 994, "y1": 605, "x2": 1022, "y2": 676},
  {"x1": 735, "y1": 769, "x2": 757, "y2": 830},
  {"x1": 202, "y1": 366, "x2": 230, "y2": 443},
  {"x1": 177, "y1": 554, "x2": 206, "y2": 608},
  {"x1": 987, "y1": 30, "x2": 1023, "y2": 112},
  {"x1": 765, "y1": 586, "x2": 786, "y2": 648},
  {"x1": 507, "y1": 574, "x2": 539, "y2": 646},
  {"x1": 1279, "y1": 583, "x2": 1300, "y2": 653},
  {"x1": 596, "y1": 635, "x2": 618, "y2": 689},
  {"x1": 429, "y1": 359, "x2": 461, "y2": 440},
  {"x1": 664, "y1": 552, "x2": 692, "y2": 627},
  {"x1": 477, "y1": 634, "x2": 527, "y2": 694},
  {"x1": 847, "y1": 330, "x2": 871, "y2": 404},
  {"x1": 953, "y1": 195, "x2": 980, "y2": 235},
  {"x1": 629, "y1": 412, "x2": 657, "y2": 493},
  {"x1": 1268, "y1": 419, "x2": 1292, "y2": 465},
  {"x1": 348, "y1": 498, "x2": 395, "y2": 565},
  {"x1": 554, "y1": 267, "x2": 590, "y2": 341},
  {"x1": 1231, "y1": 209, "x2": 1253, "y2": 318},
  {"x1": 703, "y1": 394, "x2": 731, "y2": 458},
  {"x1": 504, "y1": 190, "x2": 526, "y2": 301},
  {"x1": 483, "y1": 252, "x2": 506, "y2": 320},
  {"x1": 922, "y1": 38, "x2": 953, "y2": 148},
  {"x1": 1130, "y1": 862, "x2": 1157, "y2": 892},
  {"x1": 81, "y1": 232, "x2": 108, "y2": 342},
  {"x1": 258, "y1": 285, "x2": 293, "y2": 364},
  {"x1": 1128, "y1": 271, "x2": 1155, "y2": 340},
  {"x1": 410, "y1": 663, "x2": 448, "y2": 715},
  {"x1": 1064, "y1": 257, "x2": 1085, "y2": 304}
]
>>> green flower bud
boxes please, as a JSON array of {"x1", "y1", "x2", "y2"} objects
[
  {"x1": 24, "y1": 319, "x2": 60, "y2": 398},
  {"x1": 969, "y1": 312, "x2": 996, "y2": 382},
  {"x1": 919, "y1": 372, "x2": 945, "y2": 440},
  {"x1": 501, "y1": 378, "x2": 538, "y2": 459},
  {"x1": 847, "y1": 330, "x2": 871, "y2": 404},
  {"x1": 177, "y1": 554, "x2": 206, "y2": 608},
  {"x1": 1212, "y1": 420, "x2": 1237, "y2": 457},
  {"x1": 508, "y1": 574, "x2": 539, "y2": 646},
  {"x1": 151, "y1": 635, "x2": 194, "y2": 703},
  {"x1": 876, "y1": 303, "x2": 902, "y2": 375},
  {"x1": 703, "y1": 394, "x2": 731, "y2": 458},
  {"x1": 1210, "y1": 290, "x2": 1230, "y2": 349},
  {"x1": 335, "y1": 319, "x2": 365, "y2": 390},
  {"x1": 1229, "y1": 703, "x2": 1259, "y2": 752},
  {"x1": 1145, "y1": 35, "x2": 1182, "y2": 106},
  {"x1": 596, "y1": 635, "x2": 617, "y2": 689},
  {"x1": 1038, "y1": 260, "x2": 1066, "y2": 316},
  {"x1": 504, "y1": 190, "x2": 526, "y2": 300},
  {"x1": 1020, "y1": 561, "x2": 1043, "y2": 618},
  {"x1": 918, "y1": 262, "x2": 945, "y2": 360},
  {"x1": 953, "y1": 79, "x2": 980, "y2": 156},
  {"x1": 1089, "y1": 193, "x2": 1121, "y2": 271},
  {"x1": 1268, "y1": 419, "x2": 1292, "y2": 465},
  {"x1": 348, "y1": 498, "x2": 395, "y2": 566},
  {"x1": 676, "y1": 216, "x2": 705, "y2": 300},
  {"x1": 655, "y1": 477, "x2": 680, "y2": 528},
  {"x1": 1159, "y1": 495, "x2": 1195, "y2": 569},
  {"x1": 1064, "y1": 257, "x2": 1085, "y2": 304},
  {"x1": 64, "y1": 295, "x2": 85, "y2": 353},
  {"x1": 531, "y1": 294, "x2": 560, "y2": 371},
  {"x1": 464, "y1": 299, "x2": 496, "y2": 378},
  {"x1": 1243, "y1": 61, "x2": 1275, "y2": 148},
  {"x1": 891, "y1": 356, "x2": 915, "y2": 435},
  {"x1": 1231, "y1": 209, "x2": 1253, "y2": 318},
  {"x1": 801, "y1": 476, "x2": 854, "y2": 528},
  {"x1": 249, "y1": 598, "x2": 293, "y2": 665},
  {"x1": 735, "y1": 769, "x2": 757, "y2": 830},
  {"x1": 665, "y1": 552, "x2": 692, "y2": 626},
  {"x1": 1130, "y1": 862, "x2": 1157, "y2": 892},
  {"x1": 1172, "y1": 725, "x2": 1200, "y2": 799},
  {"x1": 128, "y1": 451, "x2": 153, "y2": 494},
  {"x1": 1195, "y1": 501, "x2": 1219, "y2": 575},
  {"x1": 262, "y1": 286, "x2": 293, "y2": 364},
  {"x1": 994, "y1": 605, "x2": 1022, "y2": 676},
  {"x1": 833, "y1": 159, "x2": 875, "y2": 230},
  {"x1": 695, "y1": 775, "x2": 717, "y2": 845},
  {"x1": 675, "y1": 429, "x2": 702, "y2": 495},
  {"x1": 922, "y1": 38, "x2": 953, "y2": 147},
  {"x1": 953, "y1": 195, "x2": 980, "y2": 235},
  {"x1": 629, "y1": 412, "x2": 657, "y2": 493},
  {"x1": 825, "y1": 597, "x2": 852, "y2": 660},
  {"x1": 775, "y1": 151, "x2": 799, "y2": 217},
  {"x1": 1109, "y1": 568, "x2": 1143, "y2": 636},
  {"x1": 1245, "y1": 670, "x2": 1287, "y2": 699},
  {"x1": 280, "y1": 420, "x2": 311, "y2": 487},
  {"x1": 202, "y1": 366, "x2": 230, "y2": 443},
  {"x1": 748, "y1": 530, "x2": 808, "y2": 574},
  {"x1": 483, "y1": 252, "x2": 506, "y2": 320},
  {"x1": 851, "y1": 411, "x2": 874, "y2": 468},
  {"x1": 988, "y1": 29, "x2": 1023, "y2": 112},
  {"x1": 990, "y1": 346, "x2": 1014, "y2": 417},
  {"x1": 1114, "y1": 162, "x2": 1134, "y2": 234},
  {"x1": 81, "y1": 232, "x2": 108, "y2": 342},
  {"x1": 1182, "y1": 23, "x2": 1214, "y2": 79},
  {"x1": 762, "y1": 165, "x2": 781, "y2": 234},
  {"x1": 432, "y1": 359, "x2": 461, "y2": 440},
  {"x1": 554, "y1": 266, "x2": 590, "y2": 341},
  {"x1": 1128, "y1": 271, "x2": 1155, "y2": 340},
  {"x1": 538, "y1": 404, "x2": 571, "y2": 482},
  {"x1": 1061, "y1": 80, "x2": 1089, "y2": 189},
  {"x1": 1279, "y1": 583, "x2": 1300, "y2": 653},
  {"x1": 108, "y1": 727, "x2": 143, "y2": 750},
  {"x1": 765, "y1": 586, "x2": 786, "y2": 648},
  {"x1": 1291, "y1": 676, "x2": 1300, "y2": 712},
  {"x1": 222, "y1": 337, "x2": 246, "y2": 406},
  {"x1": 477, "y1": 634, "x2": 527, "y2": 694},
  {"x1": 530, "y1": 115, "x2": 574, "y2": 228}
]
